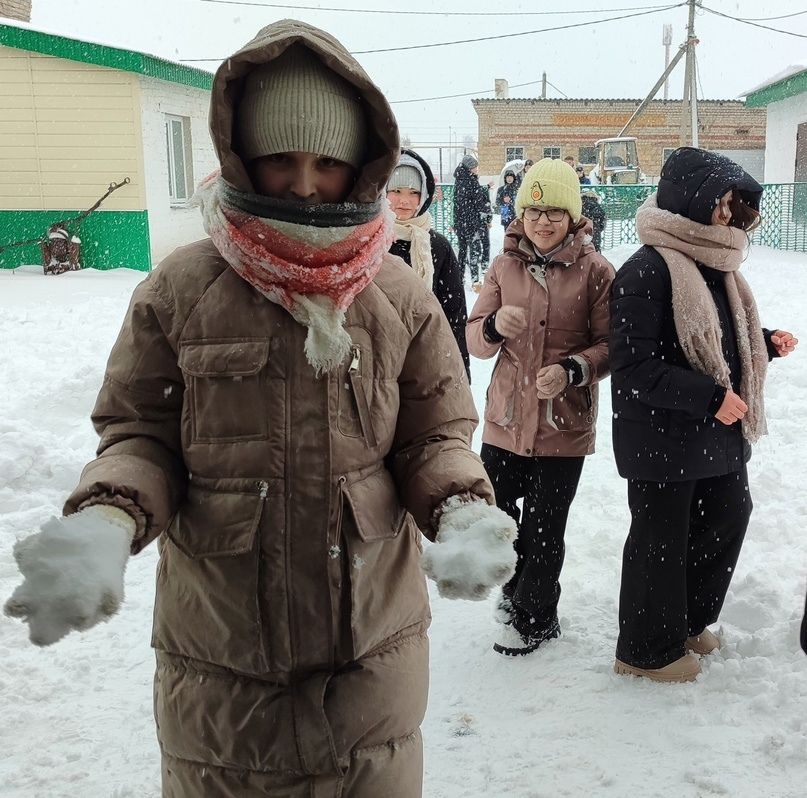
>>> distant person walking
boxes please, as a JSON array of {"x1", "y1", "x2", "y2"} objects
[
  {"x1": 496, "y1": 170, "x2": 518, "y2": 229},
  {"x1": 453, "y1": 154, "x2": 489, "y2": 289},
  {"x1": 581, "y1": 190, "x2": 606, "y2": 252}
]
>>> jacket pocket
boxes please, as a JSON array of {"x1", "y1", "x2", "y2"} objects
[
  {"x1": 484, "y1": 351, "x2": 521, "y2": 428},
  {"x1": 337, "y1": 342, "x2": 377, "y2": 446},
  {"x1": 340, "y1": 467, "x2": 429, "y2": 658},
  {"x1": 551, "y1": 385, "x2": 596, "y2": 431},
  {"x1": 343, "y1": 466, "x2": 405, "y2": 541},
  {"x1": 152, "y1": 480, "x2": 270, "y2": 674},
  {"x1": 179, "y1": 340, "x2": 269, "y2": 443}
]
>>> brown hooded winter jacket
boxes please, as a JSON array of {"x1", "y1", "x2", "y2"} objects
[
  {"x1": 467, "y1": 218, "x2": 614, "y2": 457},
  {"x1": 64, "y1": 19, "x2": 492, "y2": 798}
]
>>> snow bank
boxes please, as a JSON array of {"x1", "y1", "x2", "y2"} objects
[{"x1": 1, "y1": 242, "x2": 805, "y2": 796}]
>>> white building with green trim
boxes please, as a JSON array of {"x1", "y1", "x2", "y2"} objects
[
  {"x1": 0, "y1": 22, "x2": 218, "y2": 270},
  {"x1": 745, "y1": 66, "x2": 807, "y2": 184}
]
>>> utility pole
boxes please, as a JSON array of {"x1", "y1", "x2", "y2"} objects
[
  {"x1": 690, "y1": 38, "x2": 699, "y2": 147},
  {"x1": 541, "y1": 72, "x2": 547, "y2": 100},
  {"x1": 619, "y1": 41, "x2": 687, "y2": 138},
  {"x1": 663, "y1": 24, "x2": 672, "y2": 101},
  {"x1": 679, "y1": 0, "x2": 699, "y2": 146}
]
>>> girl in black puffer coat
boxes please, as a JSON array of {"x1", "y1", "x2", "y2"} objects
[
  {"x1": 387, "y1": 149, "x2": 471, "y2": 381},
  {"x1": 610, "y1": 147, "x2": 798, "y2": 683}
]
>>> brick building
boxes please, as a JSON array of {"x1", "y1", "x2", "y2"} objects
[
  {"x1": 472, "y1": 95, "x2": 767, "y2": 182},
  {"x1": 0, "y1": 0, "x2": 31, "y2": 22}
]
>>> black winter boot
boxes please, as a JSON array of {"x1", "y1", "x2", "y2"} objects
[{"x1": 493, "y1": 617, "x2": 560, "y2": 656}]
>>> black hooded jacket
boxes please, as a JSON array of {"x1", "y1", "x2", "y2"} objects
[
  {"x1": 389, "y1": 149, "x2": 471, "y2": 381},
  {"x1": 452, "y1": 162, "x2": 487, "y2": 238},
  {"x1": 610, "y1": 147, "x2": 773, "y2": 482},
  {"x1": 656, "y1": 146, "x2": 762, "y2": 225}
]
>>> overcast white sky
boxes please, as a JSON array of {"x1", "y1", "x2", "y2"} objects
[{"x1": 26, "y1": 0, "x2": 807, "y2": 149}]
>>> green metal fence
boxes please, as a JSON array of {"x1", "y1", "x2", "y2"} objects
[
  {"x1": 429, "y1": 184, "x2": 457, "y2": 248},
  {"x1": 430, "y1": 182, "x2": 807, "y2": 253},
  {"x1": 753, "y1": 183, "x2": 807, "y2": 251}
]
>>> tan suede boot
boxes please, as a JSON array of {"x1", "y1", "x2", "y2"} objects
[
  {"x1": 686, "y1": 628, "x2": 721, "y2": 655},
  {"x1": 614, "y1": 653, "x2": 701, "y2": 683}
]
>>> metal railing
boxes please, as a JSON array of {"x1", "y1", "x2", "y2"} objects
[{"x1": 430, "y1": 182, "x2": 807, "y2": 253}]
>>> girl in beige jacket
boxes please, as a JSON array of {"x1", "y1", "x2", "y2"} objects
[{"x1": 467, "y1": 158, "x2": 615, "y2": 656}]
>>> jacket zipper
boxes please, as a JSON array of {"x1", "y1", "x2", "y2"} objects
[
  {"x1": 347, "y1": 346, "x2": 377, "y2": 447},
  {"x1": 331, "y1": 475, "x2": 347, "y2": 556},
  {"x1": 490, "y1": 351, "x2": 516, "y2": 427},
  {"x1": 331, "y1": 475, "x2": 348, "y2": 663},
  {"x1": 255, "y1": 479, "x2": 270, "y2": 669}
]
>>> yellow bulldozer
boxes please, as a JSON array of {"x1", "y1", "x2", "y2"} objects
[{"x1": 589, "y1": 137, "x2": 644, "y2": 185}]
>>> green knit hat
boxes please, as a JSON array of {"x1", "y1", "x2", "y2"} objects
[
  {"x1": 236, "y1": 45, "x2": 367, "y2": 169},
  {"x1": 515, "y1": 158, "x2": 583, "y2": 222}
]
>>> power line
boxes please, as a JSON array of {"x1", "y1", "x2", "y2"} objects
[
  {"x1": 180, "y1": 3, "x2": 685, "y2": 60},
  {"x1": 197, "y1": 0, "x2": 676, "y2": 16},
  {"x1": 390, "y1": 77, "x2": 568, "y2": 104},
  {"x1": 546, "y1": 80, "x2": 569, "y2": 99},
  {"x1": 700, "y1": 5, "x2": 807, "y2": 38},
  {"x1": 735, "y1": 10, "x2": 807, "y2": 22},
  {"x1": 354, "y1": 5, "x2": 685, "y2": 53},
  {"x1": 391, "y1": 78, "x2": 547, "y2": 105}
]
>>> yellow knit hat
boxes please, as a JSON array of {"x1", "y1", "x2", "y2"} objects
[{"x1": 515, "y1": 158, "x2": 582, "y2": 222}]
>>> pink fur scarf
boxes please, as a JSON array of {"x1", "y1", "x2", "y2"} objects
[
  {"x1": 195, "y1": 172, "x2": 393, "y2": 375},
  {"x1": 636, "y1": 193, "x2": 768, "y2": 442}
]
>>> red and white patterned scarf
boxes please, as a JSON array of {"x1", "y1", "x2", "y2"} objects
[{"x1": 195, "y1": 171, "x2": 394, "y2": 374}]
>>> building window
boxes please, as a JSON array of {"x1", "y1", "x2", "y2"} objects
[
  {"x1": 662, "y1": 147, "x2": 677, "y2": 165},
  {"x1": 166, "y1": 115, "x2": 193, "y2": 204},
  {"x1": 505, "y1": 146, "x2": 525, "y2": 162},
  {"x1": 578, "y1": 146, "x2": 597, "y2": 165},
  {"x1": 543, "y1": 146, "x2": 561, "y2": 159}
]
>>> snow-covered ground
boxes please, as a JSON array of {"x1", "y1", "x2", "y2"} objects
[{"x1": 1, "y1": 230, "x2": 806, "y2": 797}]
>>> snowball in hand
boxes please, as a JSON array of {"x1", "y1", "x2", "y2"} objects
[
  {"x1": 4, "y1": 506, "x2": 134, "y2": 646},
  {"x1": 421, "y1": 498, "x2": 517, "y2": 601}
]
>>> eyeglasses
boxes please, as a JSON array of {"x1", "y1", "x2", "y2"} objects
[{"x1": 523, "y1": 207, "x2": 567, "y2": 222}]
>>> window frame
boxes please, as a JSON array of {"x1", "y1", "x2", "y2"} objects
[
  {"x1": 505, "y1": 145, "x2": 525, "y2": 163},
  {"x1": 578, "y1": 146, "x2": 598, "y2": 165},
  {"x1": 543, "y1": 145, "x2": 561, "y2": 160},
  {"x1": 165, "y1": 114, "x2": 194, "y2": 206}
]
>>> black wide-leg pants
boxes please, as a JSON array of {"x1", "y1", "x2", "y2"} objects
[{"x1": 615, "y1": 466, "x2": 752, "y2": 669}]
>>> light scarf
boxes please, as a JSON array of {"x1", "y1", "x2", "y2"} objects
[
  {"x1": 195, "y1": 172, "x2": 393, "y2": 375},
  {"x1": 393, "y1": 212, "x2": 434, "y2": 286},
  {"x1": 636, "y1": 193, "x2": 768, "y2": 442}
]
